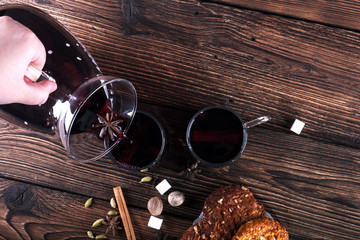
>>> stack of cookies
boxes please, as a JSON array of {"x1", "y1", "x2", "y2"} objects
[{"x1": 181, "y1": 184, "x2": 288, "y2": 240}]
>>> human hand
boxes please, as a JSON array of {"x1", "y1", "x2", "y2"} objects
[{"x1": 0, "y1": 16, "x2": 57, "y2": 105}]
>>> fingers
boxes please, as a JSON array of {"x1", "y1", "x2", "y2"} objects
[
  {"x1": 28, "y1": 35, "x2": 46, "y2": 71},
  {"x1": 20, "y1": 80, "x2": 58, "y2": 105},
  {"x1": 0, "y1": 16, "x2": 54, "y2": 105}
]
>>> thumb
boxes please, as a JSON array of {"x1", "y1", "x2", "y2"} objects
[{"x1": 22, "y1": 80, "x2": 58, "y2": 105}]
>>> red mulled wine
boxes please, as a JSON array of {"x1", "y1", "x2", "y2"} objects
[
  {"x1": 110, "y1": 112, "x2": 166, "y2": 170},
  {"x1": 187, "y1": 107, "x2": 246, "y2": 166}
]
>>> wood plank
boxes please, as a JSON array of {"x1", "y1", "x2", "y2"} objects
[
  {"x1": 209, "y1": 0, "x2": 360, "y2": 31},
  {"x1": 1, "y1": 0, "x2": 360, "y2": 148},
  {"x1": 0, "y1": 0, "x2": 359, "y2": 239},
  {"x1": 0, "y1": 177, "x2": 190, "y2": 239},
  {"x1": 0, "y1": 102, "x2": 358, "y2": 239},
  {"x1": 220, "y1": 127, "x2": 360, "y2": 239}
]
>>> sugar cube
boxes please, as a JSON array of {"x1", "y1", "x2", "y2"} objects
[
  {"x1": 156, "y1": 179, "x2": 172, "y2": 195},
  {"x1": 148, "y1": 216, "x2": 163, "y2": 230},
  {"x1": 290, "y1": 119, "x2": 305, "y2": 135}
]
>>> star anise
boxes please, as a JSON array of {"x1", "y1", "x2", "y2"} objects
[
  {"x1": 102, "y1": 215, "x2": 123, "y2": 236},
  {"x1": 178, "y1": 160, "x2": 201, "y2": 181},
  {"x1": 93, "y1": 112, "x2": 123, "y2": 141}
]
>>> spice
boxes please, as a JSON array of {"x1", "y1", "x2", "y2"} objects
[
  {"x1": 168, "y1": 191, "x2": 185, "y2": 207},
  {"x1": 180, "y1": 161, "x2": 201, "y2": 181},
  {"x1": 93, "y1": 112, "x2": 123, "y2": 141},
  {"x1": 92, "y1": 218, "x2": 104, "y2": 227},
  {"x1": 108, "y1": 210, "x2": 119, "y2": 216},
  {"x1": 113, "y1": 186, "x2": 136, "y2": 240},
  {"x1": 85, "y1": 197, "x2": 93, "y2": 208},
  {"x1": 140, "y1": 176, "x2": 153, "y2": 183},
  {"x1": 95, "y1": 235, "x2": 107, "y2": 240},
  {"x1": 87, "y1": 231, "x2": 95, "y2": 239},
  {"x1": 110, "y1": 197, "x2": 117, "y2": 208},
  {"x1": 147, "y1": 197, "x2": 163, "y2": 216},
  {"x1": 102, "y1": 215, "x2": 123, "y2": 237}
]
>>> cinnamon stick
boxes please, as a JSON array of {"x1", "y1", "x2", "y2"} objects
[{"x1": 113, "y1": 186, "x2": 136, "y2": 240}]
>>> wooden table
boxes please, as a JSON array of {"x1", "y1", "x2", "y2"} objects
[{"x1": 0, "y1": 0, "x2": 359, "y2": 239}]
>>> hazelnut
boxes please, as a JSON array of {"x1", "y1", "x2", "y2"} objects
[
  {"x1": 168, "y1": 191, "x2": 185, "y2": 207},
  {"x1": 147, "y1": 197, "x2": 163, "y2": 216}
]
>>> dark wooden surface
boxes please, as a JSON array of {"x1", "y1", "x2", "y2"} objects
[
  {"x1": 212, "y1": 0, "x2": 360, "y2": 31},
  {"x1": 0, "y1": 0, "x2": 359, "y2": 239}
]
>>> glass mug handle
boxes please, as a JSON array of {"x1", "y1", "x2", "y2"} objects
[
  {"x1": 243, "y1": 116, "x2": 271, "y2": 129},
  {"x1": 25, "y1": 64, "x2": 56, "y2": 83}
]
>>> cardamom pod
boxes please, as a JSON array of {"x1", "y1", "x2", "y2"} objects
[
  {"x1": 140, "y1": 176, "x2": 152, "y2": 183},
  {"x1": 87, "y1": 231, "x2": 95, "y2": 239},
  {"x1": 91, "y1": 218, "x2": 104, "y2": 227},
  {"x1": 110, "y1": 197, "x2": 117, "y2": 208},
  {"x1": 108, "y1": 210, "x2": 119, "y2": 216},
  {"x1": 84, "y1": 197, "x2": 93, "y2": 208},
  {"x1": 140, "y1": 168, "x2": 149, "y2": 172},
  {"x1": 95, "y1": 235, "x2": 107, "y2": 240}
]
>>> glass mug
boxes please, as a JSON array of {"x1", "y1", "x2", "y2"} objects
[
  {"x1": 0, "y1": 5, "x2": 137, "y2": 162},
  {"x1": 110, "y1": 111, "x2": 167, "y2": 171},
  {"x1": 186, "y1": 106, "x2": 270, "y2": 167}
]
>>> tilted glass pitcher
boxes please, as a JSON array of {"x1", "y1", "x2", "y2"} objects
[{"x1": 0, "y1": 5, "x2": 137, "y2": 162}]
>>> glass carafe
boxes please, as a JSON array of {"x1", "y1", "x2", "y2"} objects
[{"x1": 0, "y1": 5, "x2": 137, "y2": 162}]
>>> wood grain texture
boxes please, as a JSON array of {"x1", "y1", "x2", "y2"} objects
[
  {"x1": 2, "y1": 0, "x2": 359, "y2": 148},
  {"x1": 0, "y1": 102, "x2": 359, "y2": 239},
  {"x1": 0, "y1": 0, "x2": 359, "y2": 239},
  {"x1": 0, "y1": 177, "x2": 190, "y2": 239},
  {"x1": 209, "y1": 0, "x2": 360, "y2": 31}
]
